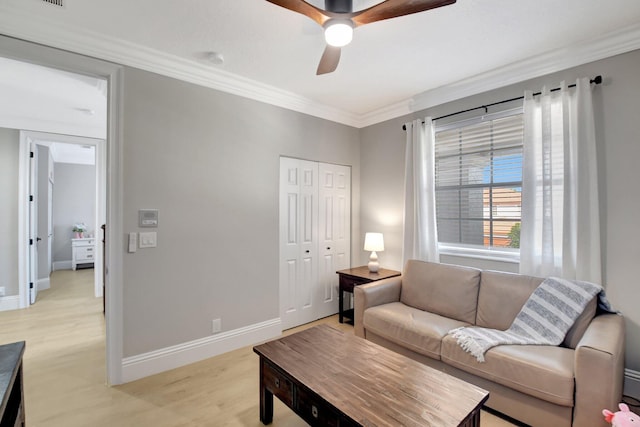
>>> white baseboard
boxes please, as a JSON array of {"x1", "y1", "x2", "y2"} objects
[
  {"x1": 37, "y1": 277, "x2": 50, "y2": 291},
  {"x1": 0, "y1": 295, "x2": 20, "y2": 312},
  {"x1": 53, "y1": 260, "x2": 72, "y2": 271},
  {"x1": 121, "y1": 318, "x2": 282, "y2": 383},
  {"x1": 625, "y1": 369, "x2": 640, "y2": 400}
]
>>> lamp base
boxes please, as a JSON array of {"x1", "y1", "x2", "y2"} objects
[{"x1": 368, "y1": 251, "x2": 379, "y2": 273}]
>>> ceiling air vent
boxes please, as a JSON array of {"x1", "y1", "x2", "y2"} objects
[{"x1": 42, "y1": 0, "x2": 64, "y2": 7}]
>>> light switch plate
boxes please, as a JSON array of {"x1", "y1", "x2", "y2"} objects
[
  {"x1": 128, "y1": 232, "x2": 137, "y2": 253},
  {"x1": 139, "y1": 232, "x2": 157, "y2": 248}
]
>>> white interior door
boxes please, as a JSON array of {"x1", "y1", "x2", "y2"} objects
[
  {"x1": 279, "y1": 157, "x2": 318, "y2": 330},
  {"x1": 28, "y1": 142, "x2": 38, "y2": 304},
  {"x1": 317, "y1": 163, "x2": 351, "y2": 319}
]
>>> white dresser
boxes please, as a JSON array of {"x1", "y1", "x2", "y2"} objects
[{"x1": 71, "y1": 238, "x2": 95, "y2": 270}]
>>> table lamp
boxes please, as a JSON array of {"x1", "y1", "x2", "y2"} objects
[{"x1": 364, "y1": 232, "x2": 384, "y2": 273}]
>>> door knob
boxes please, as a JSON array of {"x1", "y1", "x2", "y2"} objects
[{"x1": 36, "y1": 237, "x2": 42, "y2": 242}]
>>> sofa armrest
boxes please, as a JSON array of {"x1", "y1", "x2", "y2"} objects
[
  {"x1": 573, "y1": 313, "x2": 625, "y2": 427},
  {"x1": 353, "y1": 276, "x2": 402, "y2": 338}
]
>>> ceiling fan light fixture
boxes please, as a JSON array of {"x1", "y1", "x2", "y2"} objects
[{"x1": 324, "y1": 20, "x2": 353, "y2": 47}]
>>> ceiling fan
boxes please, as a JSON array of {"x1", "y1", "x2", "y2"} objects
[{"x1": 265, "y1": 0, "x2": 456, "y2": 75}]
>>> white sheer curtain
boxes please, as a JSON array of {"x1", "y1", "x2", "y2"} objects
[
  {"x1": 402, "y1": 118, "x2": 439, "y2": 265},
  {"x1": 520, "y1": 78, "x2": 601, "y2": 283}
]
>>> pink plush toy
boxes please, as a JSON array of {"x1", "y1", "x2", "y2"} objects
[{"x1": 603, "y1": 403, "x2": 639, "y2": 426}]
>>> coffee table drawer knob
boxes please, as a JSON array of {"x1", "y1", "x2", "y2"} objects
[
  {"x1": 312, "y1": 405, "x2": 318, "y2": 418},
  {"x1": 275, "y1": 378, "x2": 280, "y2": 388}
]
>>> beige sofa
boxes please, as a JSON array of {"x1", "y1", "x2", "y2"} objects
[{"x1": 354, "y1": 260, "x2": 625, "y2": 427}]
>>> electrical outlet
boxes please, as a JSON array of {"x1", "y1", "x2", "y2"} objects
[
  {"x1": 0, "y1": 287, "x2": 5, "y2": 297},
  {"x1": 212, "y1": 318, "x2": 222, "y2": 334}
]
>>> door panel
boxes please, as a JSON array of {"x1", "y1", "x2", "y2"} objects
[
  {"x1": 317, "y1": 163, "x2": 351, "y2": 319},
  {"x1": 28, "y1": 142, "x2": 38, "y2": 304},
  {"x1": 279, "y1": 157, "x2": 318, "y2": 330},
  {"x1": 281, "y1": 161, "x2": 300, "y2": 326},
  {"x1": 284, "y1": 260, "x2": 297, "y2": 316}
]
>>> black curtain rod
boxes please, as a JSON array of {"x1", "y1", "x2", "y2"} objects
[{"x1": 402, "y1": 75, "x2": 603, "y2": 131}]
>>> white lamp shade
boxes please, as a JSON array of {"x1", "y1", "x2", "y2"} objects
[{"x1": 364, "y1": 232, "x2": 384, "y2": 252}]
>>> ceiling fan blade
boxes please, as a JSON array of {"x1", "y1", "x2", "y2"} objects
[
  {"x1": 316, "y1": 45, "x2": 341, "y2": 75},
  {"x1": 265, "y1": 0, "x2": 332, "y2": 26},
  {"x1": 351, "y1": 0, "x2": 456, "y2": 27}
]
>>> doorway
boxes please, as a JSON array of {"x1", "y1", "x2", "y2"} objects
[
  {"x1": 18, "y1": 133, "x2": 106, "y2": 308},
  {"x1": 0, "y1": 33, "x2": 124, "y2": 385}
]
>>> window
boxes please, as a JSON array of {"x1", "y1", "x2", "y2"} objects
[{"x1": 434, "y1": 109, "x2": 523, "y2": 257}]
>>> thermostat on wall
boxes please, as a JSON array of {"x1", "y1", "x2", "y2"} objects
[{"x1": 139, "y1": 209, "x2": 158, "y2": 227}]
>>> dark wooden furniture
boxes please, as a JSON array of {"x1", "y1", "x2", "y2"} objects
[
  {"x1": 336, "y1": 266, "x2": 400, "y2": 323},
  {"x1": 253, "y1": 325, "x2": 489, "y2": 427},
  {"x1": 0, "y1": 341, "x2": 25, "y2": 427}
]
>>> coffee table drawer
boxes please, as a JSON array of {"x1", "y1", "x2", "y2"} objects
[
  {"x1": 296, "y1": 386, "x2": 339, "y2": 427},
  {"x1": 263, "y1": 362, "x2": 293, "y2": 407}
]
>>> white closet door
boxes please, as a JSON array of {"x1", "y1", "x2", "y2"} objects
[
  {"x1": 317, "y1": 163, "x2": 351, "y2": 319},
  {"x1": 279, "y1": 158, "x2": 351, "y2": 330},
  {"x1": 279, "y1": 157, "x2": 318, "y2": 330}
]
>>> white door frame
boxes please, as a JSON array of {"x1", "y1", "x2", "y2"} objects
[
  {"x1": 1, "y1": 35, "x2": 124, "y2": 385},
  {"x1": 18, "y1": 132, "x2": 106, "y2": 306}
]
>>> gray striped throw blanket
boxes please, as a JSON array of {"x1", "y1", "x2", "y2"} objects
[{"x1": 450, "y1": 277, "x2": 611, "y2": 362}]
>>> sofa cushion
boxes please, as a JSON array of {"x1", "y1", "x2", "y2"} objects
[
  {"x1": 477, "y1": 270, "x2": 598, "y2": 348},
  {"x1": 441, "y1": 334, "x2": 575, "y2": 407},
  {"x1": 476, "y1": 270, "x2": 542, "y2": 330},
  {"x1": 400, "y1": 260, "x2": 481, "y2": 324},
  {"x1": 364, "y1": 302, "x2": 470, "y2": 360}
]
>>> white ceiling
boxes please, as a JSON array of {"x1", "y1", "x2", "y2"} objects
[
  {"x1": 49, "y1": 142, "x2": 95, "y2": 165},
  {"x1": 0, "y1": 56, "x2": 107, "y2": 139},
  {"x1": 1, "y1": 0, "x2": 640, "y2": 127}
]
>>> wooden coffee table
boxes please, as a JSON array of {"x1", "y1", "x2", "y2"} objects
[{"x1": 253, "y1": 324, "x2": 489, "y2": 426}]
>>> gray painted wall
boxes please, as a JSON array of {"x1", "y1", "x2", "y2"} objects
[
  {"x1": 0, "y1": 128, "x2": 19, "y2": 296},
  {"x1": 359, "y1": 48, "x2": 640, "y2": 372},
  {"x1": 121, "y1": 67, "x2": 361, "y2": 357},
  {"x1": 52, "y1": 163, "x2": 96, "y2": 263}
]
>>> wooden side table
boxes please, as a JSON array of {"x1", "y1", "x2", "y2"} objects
[{"x1": 336, "y1": 266, "x2": 401, "y2": 324}]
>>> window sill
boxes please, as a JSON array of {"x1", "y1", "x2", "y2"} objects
[{"x1": 438, "y1": 244, "x2": 520, "y2": 264}]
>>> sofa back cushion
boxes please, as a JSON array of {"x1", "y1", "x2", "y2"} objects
[
  {"x1": 477, "y1": 270, "x2": 598, "y2": 348},
  {"x1": 400, "y1": 260, "x2": 481, "y2": 324},
  {"x1": 476, "y1": 270, "x2": 543, "y2": 330}
]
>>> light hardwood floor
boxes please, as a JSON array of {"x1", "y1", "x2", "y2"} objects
[{"x1": 0, "y1": 270, "x2": 516, "y2": 426}]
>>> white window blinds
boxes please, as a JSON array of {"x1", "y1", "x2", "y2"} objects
[{"x1": 434, "y1": 110, "x2": 524, "y2": 250}]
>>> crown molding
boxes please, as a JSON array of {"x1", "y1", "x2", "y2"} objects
[{"x1": 2, "y1": 6, "x2": 639, "y2": 129}]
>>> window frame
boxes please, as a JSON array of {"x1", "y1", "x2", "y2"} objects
[{"x1": 434, "y1": 107, "x2": 523, "y2": 263}]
